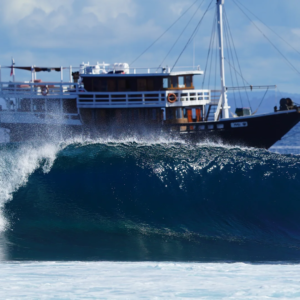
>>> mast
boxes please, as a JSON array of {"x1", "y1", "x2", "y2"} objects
[{"x1": 216, "y1": 0, "x2": 230, "y2": 119}]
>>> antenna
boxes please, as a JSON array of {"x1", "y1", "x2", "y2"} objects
[{"x1": 193, "y1": 38, "x2": 195, "y2": 69}]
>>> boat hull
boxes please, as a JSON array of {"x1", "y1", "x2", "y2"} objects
[
  {"x1": 1, "y1": 109, "x2": 300, "y2": 149},
  {"x1": 171, "y1": 109, "x2": 300, "y2": 149}
]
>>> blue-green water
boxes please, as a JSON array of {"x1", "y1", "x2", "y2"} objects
[{"x1": 1, "y1": 127, "x2": 300, "y2": 262}]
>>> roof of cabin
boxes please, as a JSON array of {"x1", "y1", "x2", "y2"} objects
[{"x1": 81, "y1": 70, "x2": 203, "y2": 78}]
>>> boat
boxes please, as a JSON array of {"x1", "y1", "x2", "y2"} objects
[{"x1": 0, "y1": 0, "x2": 299, "y2": 148}]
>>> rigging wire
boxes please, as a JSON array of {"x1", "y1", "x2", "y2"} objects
[
  {"x1": 223, "y1": 58, "x2": 251, "y2": 85},
  {"x1": 201, "y1": 7, "x2": 217, "y2": 89},
  {"x1": 223, "y1": 9, "x2": 242, "y2": 107},
  {"x1": 171, "y1": 0, "x2": 214, "y2": 72},
  {"x1": 158, "y1": 0, "x2": 206, "y2": 69},
  {"x1": 213, "y1": 21, "x2": 219, "y2": 97},
  {"x1": 252, "y1": 87, "x2": 269, "y2": 115},
  {"x1": 222, "y1": 10, "x2": 238, "y2": 108},
  {"x1": 232, "y1": 0, "x2": 300, "y2": 77},
  {"x1": 223, "y1": 7, "x2": 252, "y2": 111},
  {"x1": 207, "y1": 23, "x2": 216, "y2": 90},
  {"x1": 130, "y1": 0, "x2": 200, "y2": 66},
  {"x1": 236, "y1": 0, "x2": 300, "y2": 57}
]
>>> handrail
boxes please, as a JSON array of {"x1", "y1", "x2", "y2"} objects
[
  {"x1": 227, "y1": 85, "x2": 276, "y2": 91},
  {"x1": 77, "y1": 89, "x2": 211, "y2": 108},
  {"x1": 0, "y1": 82, "x2": 77, "y2": 97},
  {"x1": 78, "y1": 65, "x2": 202, "y2": 75}
]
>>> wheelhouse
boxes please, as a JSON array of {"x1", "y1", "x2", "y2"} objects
[
  {"x1": 77, "y1": 69, "x2": 211, "y2": 128},
  {"x1": 81, "y1": 74, "x2": 195, "y2": 92}
]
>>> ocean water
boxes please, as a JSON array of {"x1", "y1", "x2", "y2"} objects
[{"x1": 1, "y1": 125, "x2": 300, "y2": 298}]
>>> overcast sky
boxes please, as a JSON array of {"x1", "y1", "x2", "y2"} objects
[{"x1": 1, "y1": 0, "x2": 300, "y2": 93}]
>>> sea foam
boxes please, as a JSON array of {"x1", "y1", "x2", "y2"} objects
[
  {"x1": 0, "y1": 142, "x2": 63, "y2": 231},
  {"x1": 0, "y1": 262, "x2": 300, "y2": 299}
]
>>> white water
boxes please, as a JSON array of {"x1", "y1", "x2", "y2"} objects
[
  {"x1": 0, "y1": 136, "x2": 299, "y2": 299},
  {"x1": 0, "y1": 262, "x2": 300, "y2": 299},
  {"x1": 0, "y1": 142, "x2": 64, "y2": 231},
  {"x1": 0, "y1": 133, "x2": 297, "y2": 234}
]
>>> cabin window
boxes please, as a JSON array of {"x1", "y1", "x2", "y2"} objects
[
  {"x1": 172, "y1": 77, "x2": 178, "y2": 88},
  {"x1": 126, "y1": 80, "x2": 132, "y2": 91},
  {"x1": 185, "y1": 75, "x2": 192, "y2": 88},
  {"x1": 147, "y1": 79, "x2": 154, "y2": 91},
  {"x1": 163, "y1": 78, "x2": 169, "y2": 89},
  {"x1": 93, "y1": 79, "x2": 102, "y2": 91},
  {"x1": 83, "y1": 79, "x2": 93, "y2": 91},
  {"x1": 108, "y1": 80, "x2": 116, "y2": 91},
  {"x1": 137, "y1": 79, "x2": 147, "y2": 91},
  {"x1": 178, "y1": 76, "x2": 185, "y2": 88},
  {"x1": 118, "y1": 79, "x2": 126, "y2": 91},
  {"x1": 163, "y1": 77, "x2": 172, "y2": 89},
  {"x1": 101, "y1": 79, "x2": 108, "y2": 91}
]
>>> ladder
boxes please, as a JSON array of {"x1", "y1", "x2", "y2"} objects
[{"x1": 206, "y1": 90, "x2": 221, "y2": 121}]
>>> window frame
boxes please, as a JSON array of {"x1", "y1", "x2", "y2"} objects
[{"x1": 162, "y1": 75, "x2": 194, "y2": 90}]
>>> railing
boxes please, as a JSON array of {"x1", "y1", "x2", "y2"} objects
[
  {"x1": 78, "y1": 65, "x2": 203, "y2": 75},
  {"x1": 77, "y1": 89, "x2": 211, "y2": 108},
  {"x1": 0, "y1": 82, "x2": 77, "y2": 98},
  {"x1": 0, "y1": 81, "x2": 213, "y2": 109},
  {"x1": 210, "y1": 90, "x2": 221, "y2": 105},
  {"x1": 78, "y1": 91, "x2": 163, "y2": 107}
]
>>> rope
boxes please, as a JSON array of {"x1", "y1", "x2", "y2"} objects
[
  {"x1": 224, "y1": 7, "x2": 252, "y2": 111},
  {"x1": 223, "y1": 58, "x2": 251, "y2": 86},
  {"x1": 213, "y1": 22, "x2": 219, "y2": 95},
  {"x1": 202, "y1": 8, "x2": 217, "y2": 89},
  {"x1": 223, "y1": 9, "x2": 242, "y2": 106},
  {"x1": 232, "y1": 0, "x2": 300, "y2": 77},
  {"x1": 130, "y1": 0, "x2": 199, "y2": 66},
  {"x1": 207, "y1": 13, "x2": 217, "y2": 90},
  {"x1": 223, "y1": 12, "x2": 238, "y2": 108},
  {"x1": 236, "y1": 0, "x2": 300, "y2": 57},
  {"x1": 252, "y1": 88, "x2": 269, "y2": 115},
  {"x1": 171, "y1": 0, "x2": 214, "y2": 72},
  {"x1": 158, "y1": 0, "x2": 206, "y2": 70}
]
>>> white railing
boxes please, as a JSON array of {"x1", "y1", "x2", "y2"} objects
[
  {"x1": 78, "y1": 65, "x2": 202, "y2": 75},
  {"x1": 77, "y1": 89, "x2": 211, "y2": 108},
  {"x1": 0, "y1": 81, "x2": 213, "y2": 109},
  {"x1": 210, "y1": 90, "x2": 222, "y2": 105},
  {"x1": 0, "y1": 82, "x2": 77, "y2": 98}
]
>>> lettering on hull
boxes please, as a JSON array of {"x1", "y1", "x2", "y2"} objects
[{"x1": 231, "y1": 122, "x2": 248, "y2": 128}]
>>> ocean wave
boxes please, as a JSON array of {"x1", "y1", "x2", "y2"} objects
[{"x1": 1, "y1": 137, "x2": 300, "y2": 261}]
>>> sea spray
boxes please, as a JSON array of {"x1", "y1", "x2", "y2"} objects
[
  {"x1": 0, "y1": 134, "x2": 186, "y2": 232},
  {"x1": 0, "y1": 142, "x2": 65, "y2": 231}
]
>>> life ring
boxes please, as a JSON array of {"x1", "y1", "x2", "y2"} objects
[
  {"x1": 41, "y1": 86, "x2": 49, "y2": 96},
  {"x1": 167, "y1": 93, "x2": 177, "y2": 103}
]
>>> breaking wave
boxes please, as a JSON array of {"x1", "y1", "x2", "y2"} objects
[{"x1": 1, "y1": 136, "x2": 300, "y2": 261}]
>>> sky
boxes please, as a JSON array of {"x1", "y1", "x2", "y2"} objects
[{"x1": 0, "y1": 0, "x2": 300, "y2": 95}]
